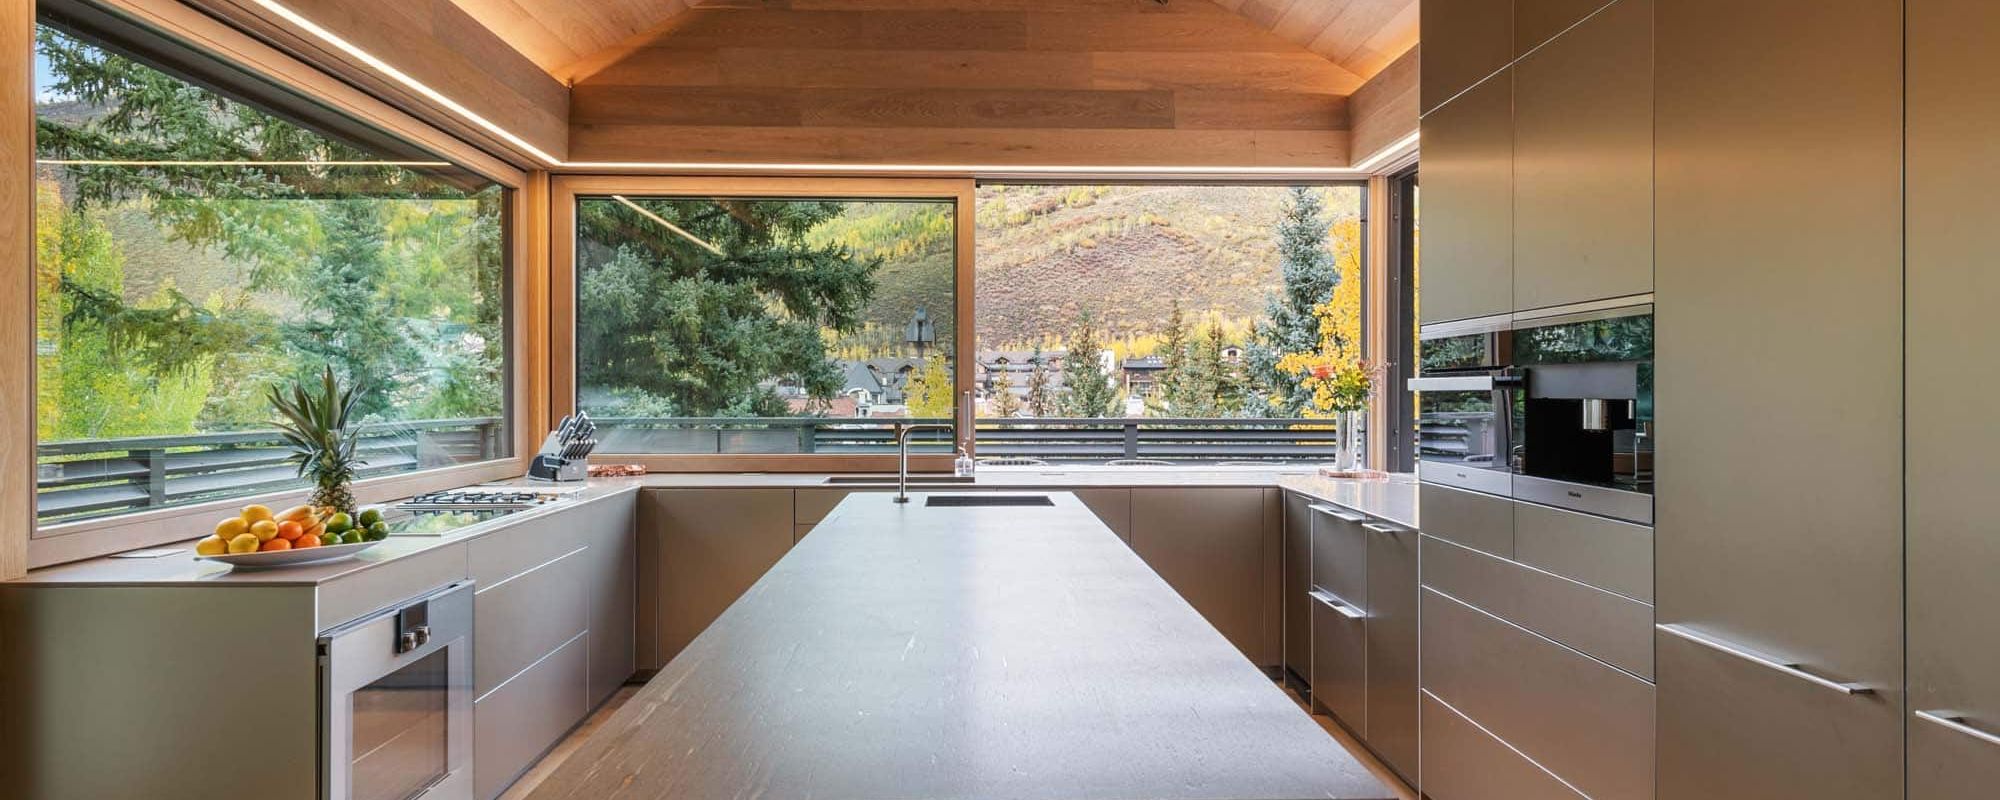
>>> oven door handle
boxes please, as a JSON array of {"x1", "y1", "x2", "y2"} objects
[{"x1": 1408, "y1": 373, "x2": 1524, "y2": 393}]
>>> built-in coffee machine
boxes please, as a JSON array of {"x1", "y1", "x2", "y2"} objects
[{"x1": 1410, "y1": 305, "x2": 1653, "y2": 524}]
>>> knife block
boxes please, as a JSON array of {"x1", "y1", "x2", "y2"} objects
[{"x1": 527, "y1": 431, "x2": 589, "y2": 482}]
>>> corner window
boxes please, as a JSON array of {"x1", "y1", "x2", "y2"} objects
[
  {"x1": 33, "y1": 20, "x2": 511, "y2": 524},
  {"x1": 972, "y1": 183, "x2": 1366, "y2": 465},
  {"x1": 573, "y1": 194, "x2": 959, "y2": 456}
]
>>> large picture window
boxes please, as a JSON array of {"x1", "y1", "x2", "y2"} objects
[
  {"x1": 33, "y1": 21, "x2": 511, "y2": 524},
  {"x1": 972, "y1": 183, "x2": 1366, "y2": 465},
  {"x1": 572, "y1": 193, "x2": 960, "y2": 456}
]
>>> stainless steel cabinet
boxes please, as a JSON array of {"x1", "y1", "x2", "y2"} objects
[
  {"x1": 1130, "y1": 488, "x2": 1273, "y2": 667},
  {"x1": 639, "y1": 488, "x2": 796, "y2": 668},
  {"x1": 1511, "y1": 0, "x2": 1652, "y2": 313},
  {"x1": 1363, "y1": 521, "x2": 1420, "y2": 783},
  {"x1": 1654, "y1": 1, "x2": 1905, "y2": 797},
  {"x1": 1514, "y1": 0, "x2": 1618, "y2": 56},
  {"x1": 1421, "y1": 0, "x2": 1514, "y2": 113},
  {"x1": 1283, "y1": 491, "x2": 1313, "y2": 687},
  {"x1": 1417, "y1": 70, "x2": 1514, "y2": 325},
  {"x1": 581, "y1": 498, "x2": 638, "y2": 707},
  {"x1": 1908, "y1": 0, "x2": 2000, "y2": 793},
  {"x1": 1310, "y1": 588, "x2": 1368, "y2": 731}
]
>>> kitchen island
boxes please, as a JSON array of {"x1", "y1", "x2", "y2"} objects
[{"x1": 526, "y1": 490, "x2": 1392, "y2": 800}]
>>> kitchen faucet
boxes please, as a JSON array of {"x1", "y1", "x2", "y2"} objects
[{"x1": 894, "y1": 423, "x2": 954, "y2": 503}]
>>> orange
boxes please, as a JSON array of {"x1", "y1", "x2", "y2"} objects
[
  {"x1": 259, "y1": 537, "x2": 292, "y2": 552},
  {"x1": 276, "y1": 521, "x2": 304, "y2": 541},
  {"x1": 293, "y1": 532, "x2": 321, "y2": 549}
]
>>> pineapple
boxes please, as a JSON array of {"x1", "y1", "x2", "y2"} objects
[{"x1": 270, "y1": 366, "x2": 366, "y2": 516}]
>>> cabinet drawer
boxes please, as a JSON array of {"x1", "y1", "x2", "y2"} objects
[
  {"x1": 1423, "y1": 588, "x2": 1655, "y2": 800},
  {"x1": 1513, "y1": 501, "x2": 1653, "y2": 602},
  {"x1": 469, "y1": 512, "x2": 585, "y2": 587},
  {"x1": 1364, "y1": 523, "x2": 1421, "y2": 782},
  {"x1": 1423, "y1": 534, "x2": 1653, "y2": 679},
  {"x1": 473, "y1": 633, "x2": 587, "y2": 800},
  {"x1": 475, "y1": 546, "x2": 589, "y2": 697},
  {"x1": 1421, "y1": 691, "x2": 1587, "y2": 800},
  {"x1": 1311, "y1": 589, "x2": 1368, "y2": 733},
  {"x1": 1310, "y1": 504, "x2": 1369, "y2": 605},
  {"x1": 1420, "y1": 483, "x2": 1515, "y2": 558}
]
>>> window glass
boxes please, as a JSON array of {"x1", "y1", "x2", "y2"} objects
[
  {"x1": 34, "y1": 23, "x2": 509, "y2": 524},
  {"x1": 574, "y1": 196, "x2": 958, "y2": 455},
  {"x1": 972, "y1": 184, "x2": 1365, "y2": 465}
]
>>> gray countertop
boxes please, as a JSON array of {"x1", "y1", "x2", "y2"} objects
[
  {"x1": 525, "y1": 491, "x2": 1393, "y2": 800},
  {"x1": 9, "y1": 469, "x2": 1416, "y2": 586}
]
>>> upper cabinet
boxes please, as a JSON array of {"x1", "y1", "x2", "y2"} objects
[
  {"x1": 1511, "y1": 0, "x2": 1653, "y2": 313},
  {"x1": 1419, "y1": 71, "x2": 1515, "y2": 325},
  {"x1": 1422, "y1": 0, "x2": 1514, "y2": 113},
  {"x1": 1514, "y1": 0, "x2": 1619, "y2": 56}
]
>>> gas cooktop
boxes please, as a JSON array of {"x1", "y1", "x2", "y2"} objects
[{"x1": 398, "y1": 488, "x2": 572, "y2": 511}]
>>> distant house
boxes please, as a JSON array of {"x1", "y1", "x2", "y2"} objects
[
  {"x1": 835, "y1": 356, "x2": 933, "y2": 412},
  {"x1": 974, "y1": 349, "x2": 1066, "y2": 396},
  {"x1": 1122, "y1": 355, "x2": 1167, "y2": 396}
]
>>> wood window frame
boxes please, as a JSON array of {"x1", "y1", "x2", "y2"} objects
[
  {"x1": 550, "y1": 175, "x2": 976, "y2": 474},
  {"x1": 12, "y1": 0, "x2": 549, "y2": 572}
]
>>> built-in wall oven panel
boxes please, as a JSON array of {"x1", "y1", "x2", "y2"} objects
[
  {"x1": 1413, "y1": 331, "x2": 1517, "y2": 497},
  {"x1": 322, "y1": 582, "x2": 473, "y2": 800}
]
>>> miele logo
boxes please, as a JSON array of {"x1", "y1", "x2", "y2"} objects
[{"x1": 1567, "y1": 490, "x2": 1584, "y2": 498}]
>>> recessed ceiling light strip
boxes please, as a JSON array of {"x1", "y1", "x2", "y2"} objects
[
  {"x1": 611, "y1": 195, "x2": 726, "y2": 256},
  {"x1": 245, "y1": 0, "x2": 1418, "y2": 177},
  {"x1": 38, "y1": 159, "x2": 453, "y2": 167}
]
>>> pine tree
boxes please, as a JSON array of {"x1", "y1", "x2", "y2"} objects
[
  {"x1": 988, "y1": 371, "x2": 1022, "y2": 418},
  {"x1": 1025, "y1": 348, "x2": 1055, "y2": 417},
  {"x1": 1181, "y1": 321, "x2": 1244, "y2": 418},
  {"x1": 1059, "y1": 311, "x2": 1119, "y2": 417},
  {"x1": 1246, "y1": 187, "x2": 1337, "y2": 416}
]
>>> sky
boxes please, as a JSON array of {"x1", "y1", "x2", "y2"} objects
[{"x1": 34, "y1": 50, "x2": 63, "y2": 103}]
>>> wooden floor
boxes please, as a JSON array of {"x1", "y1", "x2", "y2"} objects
[{"x1": 500, "y1": 678, "x2": 1419, "y2": 800}]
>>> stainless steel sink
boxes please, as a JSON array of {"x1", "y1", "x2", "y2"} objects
[
  {"x1": 824, "y1": 475, "x2": 975, "y2": 485},
  {"x1": 923, "y1": 495, "x2": 1054, "y2": 507}
]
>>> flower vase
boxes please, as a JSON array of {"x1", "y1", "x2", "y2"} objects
[{"x1": 1337, "y1": 409, "x2": 1363, "y2": 473}]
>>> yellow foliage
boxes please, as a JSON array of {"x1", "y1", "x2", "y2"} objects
[{"x1": 1276, "y1": 218, "x2": 1373, "y2": 418}]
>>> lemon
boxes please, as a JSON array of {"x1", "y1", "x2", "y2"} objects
[
  {"x1": 215, "y1": 517, "x2": 249, "y2": 538},
  {"x1": 195, "y1": 536, "x2": 228, "y2": 556},
  {"x1": 250, "y1": 519, "x2": 280, "y2": 542},
  {"x1": 241, "y1": 504, "x2": 275, "y2": 524},
  {"x1": 226, "y1": 533, "x2": 260, "y2": 554}
]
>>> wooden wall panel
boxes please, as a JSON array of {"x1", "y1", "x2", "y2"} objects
[
  {"x1": 195, "y1": 0, "x2": 569, "y2": 163},
  {"x1": 569, "y1": 3, "x2": 1360, "y2": 167},
  {"x1": 3, "y1": 0, "x2": 32, "y2": 583},
  {"x1": 1349, "y1": 43, "x2": 1418, "y2": 162}
]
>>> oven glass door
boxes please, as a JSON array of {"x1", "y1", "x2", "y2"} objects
[
  {"x1": 350, "y1": 649, "x2": 451, "y2": 800},
  {"x1": 1414, "y1": 332, "x2": 1515, "y2": 493}
]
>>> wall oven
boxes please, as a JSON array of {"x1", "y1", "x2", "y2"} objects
[
  {"x1": 1411, "y1": 306, "x2": 1654, "y2": 524},
  {"x1": 320, "y1": 581, "x2": 474, "y2": 800}
]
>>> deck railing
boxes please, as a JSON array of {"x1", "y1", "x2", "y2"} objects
[
  {"x1": 37, "y1": 415, "x2": 1354, "y2": 523},
  {"x1": 35, "y1": 418, "x2": 505, "y2": 523}
]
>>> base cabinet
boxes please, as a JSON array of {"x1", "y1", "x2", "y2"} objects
[
  {"x1": 1363, "y1": 522, "x2": 1420, "y2": 782},
  {"x1": 639, "y1": 488, "x2": 796, "y2": 668},
  {"x1": 1130, "y1": 488, "x2": 1274, "y2": 667}
]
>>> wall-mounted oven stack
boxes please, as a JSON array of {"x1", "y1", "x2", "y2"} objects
[{"x1": 1409, "y1": 303, "x2": 1658, "y2": 800}]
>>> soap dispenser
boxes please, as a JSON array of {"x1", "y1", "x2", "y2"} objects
[{"x1": 955, "y1": 446, "x2": 976, "y2": 477}]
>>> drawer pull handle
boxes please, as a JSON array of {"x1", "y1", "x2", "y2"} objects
[
  {"x1": 1657, "y1": 623, "x2": 1871, "y2": 695},
  {"x1": 1309, "y1": 588, "x2": 1367, "y2": 619},
  {"x1": 1362, "y1": 523, "x2": 1403, "y2": 535},
  {"x1": 1916, "y1": 710, "x2": 2000, "y2": 748},
  {"x1": 1308, "y1": 504, "x2": 1366, "y2": 523}
]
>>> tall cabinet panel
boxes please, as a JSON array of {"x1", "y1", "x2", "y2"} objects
[
  {"x1": 1421, "y1": 0, "x2": 1514, "y2": 113},
  {"x1": 1511, "y1": 0, "x2": 1652, "y2": 313},
  {"x1": 1653, "y1": 1, "x2": 1904, "y2": 798},
  {"x1": 1908, "y1": 0, "x2": 2000, "y2": 794},
  {"x1": 1417, "y1": 72, "x2": 1514, "y2": 325}
]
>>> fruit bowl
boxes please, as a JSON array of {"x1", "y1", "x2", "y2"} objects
[{"x1": 194, "y1": 540, "x2": 382, "y2": 570}]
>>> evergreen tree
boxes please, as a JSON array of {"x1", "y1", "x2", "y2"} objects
[
  {"x1": 988, "y1": 371, "x2": 1022, "y2": 418},
  {"x1": 574, "y1": 198, "x2": 879, "y2": 416},
  {"x1": 1246, "y1": 187, "x2": 1337, "y2": 416},
  {"x1": 1058, "y1": 311, "x2": 1119, "y2": 417},
  {"x1": 1181, "y1": 322, "x2": 1244, "y2": 418},
  {"x1": 1149, "y1": 299, "x2": 1190, "y2": 415},
  {"x1": 284, "y1": 201, "x2": 419, "y2": 419},
  {"x1": 1025, "y1": 348, "x2": 1055, "y2": 417}
]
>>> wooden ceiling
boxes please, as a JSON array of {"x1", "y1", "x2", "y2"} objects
[{"x1": 446, "y1": 0, "x2": 1419, "y2": 85}]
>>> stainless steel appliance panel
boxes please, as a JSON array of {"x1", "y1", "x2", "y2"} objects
[
  {"x1": 1422, "y1": 588, "x2": 1654, "y2": 800},
  {"x1": 1655, "y1": 0, "x2": 1904, "y2": 796},
  {"x1": 321, "y1": 581, "x2": 473, "y2": 800},
  {"x1": 1423, "y1": 534, "x2": 1653, "y2": 679},
  {"x1": 1418, "y1": 482, "x2": 1515, "y2": 559},
  {"x1": 1906, "y1": 0, "x2": 2000, "y2": 795},
  {"x1": 1363, "y1": 521, "x2": 1421, "y2": 782}
]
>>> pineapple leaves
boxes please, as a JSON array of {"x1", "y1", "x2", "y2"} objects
[{"x1": 268, "y1": 365, "x2": 368, "y2": 481}]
